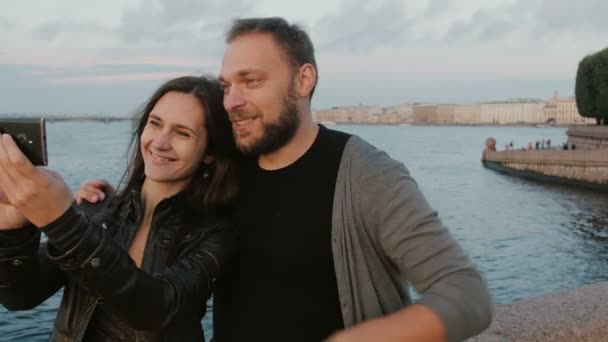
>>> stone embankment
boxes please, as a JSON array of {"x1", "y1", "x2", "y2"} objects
[
  {"x1": 567, "y1": 125, "x2": 608, "y2": 150},
  {"x1": 482, "y1": 149, "x2": 608, "y2": 191},
  {"x1": 468, "y1": 282, "x2": 608, "y2": 341},
  {"x1": 482, "y1": 126, "x2": 608, "y2": 191}
]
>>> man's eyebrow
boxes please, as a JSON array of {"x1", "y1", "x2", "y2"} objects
[
  {"x1": 219, "y1": 69, "x2": 266, "y2": 82},
  {"x1": 238, "y1": 69, "x2": 265, "y2": 77}
]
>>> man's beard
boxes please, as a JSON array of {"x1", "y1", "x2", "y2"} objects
[{"x1": 234, "y1": 86, "x2": 301, "y2": 156}]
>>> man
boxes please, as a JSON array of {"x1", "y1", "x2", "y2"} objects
[{"x1": 78, "y1": 17, "x2": 493, "y2": 342}]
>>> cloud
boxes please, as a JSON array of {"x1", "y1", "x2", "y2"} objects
[
  {"x1": 313, "y1": 0, "x2": 608, "y2": 53},
  {"x1": 117, "y1": 0, "x2": 255, "y2": 54},
  {"x1": 443, "y1": 6, "x2": 515, "y2": 43},
  {"x1": 3, "y1": 63, "x2": 204, "y2": 88},
  {"x1": 443, "y1": 0, "x2": 608, "y2": 43},
  {"x1": 313, "y1": 0, "x2": 416, "y2": 52},
  {"x1": 48, "y1": 72, "x2": 189, "y2": 84},
  {"x1": 0, "y1": 64, "x2": 167, "y2": 115},
  {"x1": 16, "y1": 0, "x2": 257, "y2": 66},
  {"x1": 0, "y1": 17, "x2": 16, "y2": 45},
  {"x1": 45, "y1": 63, "x2": 203, "y2": 84},
  {"x1": 30, "y1": 21, "x2": 111, "y2": 43},
  {"x1": 0, "y1": 16, "x2": 15, "y2": 31},
  {"x1": 527, "y1": 0, "x2": 608, "y2": 43}
]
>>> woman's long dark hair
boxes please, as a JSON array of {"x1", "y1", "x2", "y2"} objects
[{"x1": 115, "y1": 75, "x2": 240, "y2": 215}]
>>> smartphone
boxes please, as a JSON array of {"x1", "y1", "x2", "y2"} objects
[{"x1": 0, "y1": 118, "x2": 48, "y2": 166}]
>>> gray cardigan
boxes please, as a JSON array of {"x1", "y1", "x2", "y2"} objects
[{"x1": 331, "y1": 136, "x2": 493, "y2": 342}]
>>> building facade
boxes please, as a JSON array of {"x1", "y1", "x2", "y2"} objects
[
  {"x1": 413, "y1": 105, "x2": 440, "y2": 124},
  {"x1": 312, "y1": 95, "x2": 594, "y2": 126},
  {"x1": 314, "y1": 104, "x2": 412, "y2": 124},
  {"x1": 542, "y1": 95, "x2": 594, "y2": 125},
  {"x1": 453, "y1": 105, "x2": 481, "y2": 124},
  {"x1": 480, "y1": 99, "x2": 545, "y2": 124},
  {"x1": 385, "y1": 104, "x2": 414, "y2": 124},
  {"x1": 413, "y1": 104, "x2": 481, "y2": 124}
]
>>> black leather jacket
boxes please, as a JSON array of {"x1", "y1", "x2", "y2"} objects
[{"x1": 0, "y1": 190, "x2": 234, "y2": 342}]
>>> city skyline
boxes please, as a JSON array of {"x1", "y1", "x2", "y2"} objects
[{"x1": 1, "y1": 0, "x2": 607, "y2": 115}]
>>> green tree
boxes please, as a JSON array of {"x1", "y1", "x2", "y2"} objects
[
  {"x1": 576, "y1": 47, "x2": 608, "y2": 125},
  {"x1": 593, "y1": 48, "x2": 608, "y2": 125},
  {"x1": 575, "y1": 54, "x2": 597, "y2": 122}
]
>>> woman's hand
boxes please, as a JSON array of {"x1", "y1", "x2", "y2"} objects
[
  {"x1": 0, "y1": 190, "x2": 29, "y2": 229},
  {"x1": 0, "y1": 134, "x2": 73, "y2": 228}
]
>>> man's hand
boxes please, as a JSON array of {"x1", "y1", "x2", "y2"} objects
[
  {"x1": 0, "y1": 134, "x2": 73, "y2": 228},
  {"x1": 325, "y1": 304, "x2": 446, "y2": 342},
  {"x1": 75, "y1": 179, "x2": 114, "y2": 205}
]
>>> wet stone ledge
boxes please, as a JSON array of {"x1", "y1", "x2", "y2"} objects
[{"x1": 468, "y1": 281, "x2": 608, "y2": 341}]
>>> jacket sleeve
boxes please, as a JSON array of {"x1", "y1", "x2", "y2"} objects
[
  {"x1": 350, "y1": 137, "x2": 494, "y2": 342},
  {"x1": 0, "y1": 226, "x2": 66, "y2": 310},
  {"x1": 40, "y1": 204, "x2": 235, "y2": 330}
]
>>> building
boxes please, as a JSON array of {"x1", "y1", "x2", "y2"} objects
[
  {"x1": 480, "y1": 99, "x2": 545, "y2": 124},
  {"x1": 314, "y1": 105, "x2": 383, "y2": 124},
  {"x1": 413, "y1": 104, "x2": 481, "y2": 125},
  {"x1": 413, "y1": 104, "x2": 457, "y2": 125},
  {"x1": 313, "y1": 94, "x2": 594, "y2": 126},
  {"x1": 453, "y1": 105, "x2": 481, "y2": 124},
  {"x1": 413, "y1": 104, "x2": 440, "y2": 124},
  {"x1": 313, "y1": 104, "x2": 423, "y2": 125},
  {"x1": 543, "y1": 93, "x2": 595, "y2": 125},
  {"x1": 384, "y1": 104, "x2": 414, "y2": 124}
]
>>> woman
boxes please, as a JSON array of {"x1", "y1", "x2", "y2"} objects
[{"x1": 0, "y1": 75, "x2": 239, "y2": 341}]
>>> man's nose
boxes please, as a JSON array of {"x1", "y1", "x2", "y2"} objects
[{"x1": 224, "y1": 86, "x2": 246, "y2": 112}]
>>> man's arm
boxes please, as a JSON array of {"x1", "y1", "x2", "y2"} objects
[
  {"x1": 338, "y1": 137, "x2": 493, "y2": 341},
  {"x1": 74, "y1": 179, "x2": 114, "y2": 205},
  {"x1": 328, "y1": 304, "x2": 445, "y2": 341}
]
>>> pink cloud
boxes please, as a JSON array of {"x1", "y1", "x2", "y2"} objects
[
  {"x1": 48, "y1": 71, "x2": 192, "y2": 84},
  {"x1": 0, "y1": 51, "x2": 219, "y2": 70}
]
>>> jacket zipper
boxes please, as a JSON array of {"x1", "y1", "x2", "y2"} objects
[
  {"x1": 134, "y1": 209, "x2": 166, "y2": 342},
  {"x1": 131, "y1": 202, "x2": 172, "y2": 341},
  {"x1": 139, "y1": 207, "x2": 166, "y2": 270},
  {"x1": 198, "y1": 248, "x2": 219, "y2": 268}
]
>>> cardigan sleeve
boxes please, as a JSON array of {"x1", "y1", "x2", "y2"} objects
[{"x1": 347, "y1": 136, "x2": 494, "y2": 342}]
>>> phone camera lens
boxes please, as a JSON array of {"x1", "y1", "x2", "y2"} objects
[{"x1": 16, "y1": 133, "x2": 28, "y2": 144}]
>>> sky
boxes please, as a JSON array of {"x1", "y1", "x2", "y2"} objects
[{"x1": 1, "y1": 0, "x2": 607, "y2": 116}]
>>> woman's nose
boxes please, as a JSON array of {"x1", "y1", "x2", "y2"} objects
[{"x1": 151, "y1": 134, "x2": 170, "y2": 149}]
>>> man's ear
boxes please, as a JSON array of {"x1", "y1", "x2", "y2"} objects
[{"x1": 296, "y1": 63, "x2": 316, "y2": 98}]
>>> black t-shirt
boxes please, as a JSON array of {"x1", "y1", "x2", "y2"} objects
[{"x1": 214, "y1": 126, "x2": 351, "y2": 342}]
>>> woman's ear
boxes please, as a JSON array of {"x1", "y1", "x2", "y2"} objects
[{"x1": 203, "y1": 155, "x2": 215, "y2": 164}]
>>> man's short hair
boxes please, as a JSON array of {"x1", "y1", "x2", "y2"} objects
[{"x1": 226, "y1": 17, "x2": 318, "y2": 99}]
